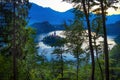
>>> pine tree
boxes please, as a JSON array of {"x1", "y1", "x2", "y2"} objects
[
  {"x1": 64, "y1": 18, "x2": 84, "y2": 80},
  {"x1": 63, "y1": 0, "x2": 95, "y2": 79},
  {"x1": 0, "y1": 0, "x2": 33, "y2": 80}
]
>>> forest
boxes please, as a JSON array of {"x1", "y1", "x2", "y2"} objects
[{"x1": 0, "y1": 0, "x2": 120, "y2": 80}]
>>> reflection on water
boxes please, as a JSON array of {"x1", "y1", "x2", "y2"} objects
[{"x1": 36, "y1": 31, "x2": 117, "y2": 61}]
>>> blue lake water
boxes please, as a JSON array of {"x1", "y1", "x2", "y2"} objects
[{"x1": 37, "y1": 31, "x2": 117, "y2": 61}]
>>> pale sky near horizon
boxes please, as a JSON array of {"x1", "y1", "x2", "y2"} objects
[
  {"x1": 29, "y1": 0, "x2": 120, "y2": 15},
  {"x1": 29, "y1": 0, "x2": 73, "y2": 12}
]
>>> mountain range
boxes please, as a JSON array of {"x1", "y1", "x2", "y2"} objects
[
  {"x1": 107, "y1": 20, "x2": 120, "y2": 36},
  {"x1": 29, "y1": 3, "x2": 120, "y2": 36},
  {"x1": 29, "y1": 3, "x2": 74, "y2": 25},
  {"x1": 31, "y1": 21, "x2": 64, "y2": 34},
  {"x1": 29, "y1": 3, "x2": 120, "y2": 25}
]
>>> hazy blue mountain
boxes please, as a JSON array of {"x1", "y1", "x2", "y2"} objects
[
  {"x1": 107, "y1": 15, "x2": 120, "y2": 24},
  {"x1": 31, "y1": 20, "x2": 120, "y2": 37},
  {"x1": 29, "y1": 3, "x2": 74, "y2": 25},
  {"x1": 107, "y1": 20, "x2": 120, "y2": 36},
  {"x1": 31, "y1": 21, "x2": 64, "y2": 34},
  {"x1": 31, "y1": 21, "x2": 55, "y2": 34},
  {"x1": 29, "y1": 3, "x2": 120, "y2": 25},
  {"x1": 29, "y1": 3, "x2": 120, "y2": 36}
]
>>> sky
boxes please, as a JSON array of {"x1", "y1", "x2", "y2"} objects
[
  {"x1": 29, "y1": 0, "x2": 73, "y2": 12},
  {"x1": 29, "y1": 0, "x2": 120, "y2": 15}
]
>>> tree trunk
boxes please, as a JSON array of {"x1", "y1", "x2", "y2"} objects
[
  {"x1": 82, "y1": 0, "x2": 95, "y2": 80},
  {"x1": 61, "y1": 52, "x2": 63, "y2": 78},
  {"x1": 76, "y1": 52, "x2": 79, "y2": 80},
  {"x1": 100, "y1": 0, "x2": 109, "y2": 80},
  {"x1": 13, "y1": 1, "x2": 17, "y2": 80},
  {"x1": 94, "y1": 37, "x2": 104, "y2": 80}
]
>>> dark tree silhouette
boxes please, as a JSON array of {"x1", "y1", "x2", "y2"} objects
[
  {"x1": 0, "y1": 0, "x2": 30, "y2": 80},
  {"x1": 64, "y1": 0, "x2": 95, "y2": 79}
]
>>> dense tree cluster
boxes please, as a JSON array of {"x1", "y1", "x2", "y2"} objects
[
  {"x1": 0, "y1": 0, "x2": 37, "y2": 80},
  {"x1": 42, "y1": 34, "x2": 65, "y2": 47}
]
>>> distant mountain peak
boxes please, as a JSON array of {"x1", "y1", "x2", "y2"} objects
[
  {"x1": 29, "y1": 3, "x2": 74, "y2": 25},
  {"x1": 29, "y1": 3, "x2": 120, "y2": 25}
]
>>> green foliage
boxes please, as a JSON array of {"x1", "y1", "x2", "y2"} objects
[
  {"x1": 42, "y1": 35, "x2": 65, "y2": 47},
  {"x1": 0, "y1": 55, "x2": 12, "y2": 80},
  {"x1": 0, "y1": 1, "x2": 37, "y2": 80},
  {"x1": 110, "y1": 44, "x2": 120, "y2": 79},
  {"x1": 0, "y1": 0, "x2": 120, "y2": 80},
  {"x1": 64, "y1": 19, "x2": 84, "y2": 53},
  {"x1": 92, "y1": 16, "x2": 103, "y2": 36},
  {"x1": 64, "y1": 18, "x2": 87, "y2": 80}
]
